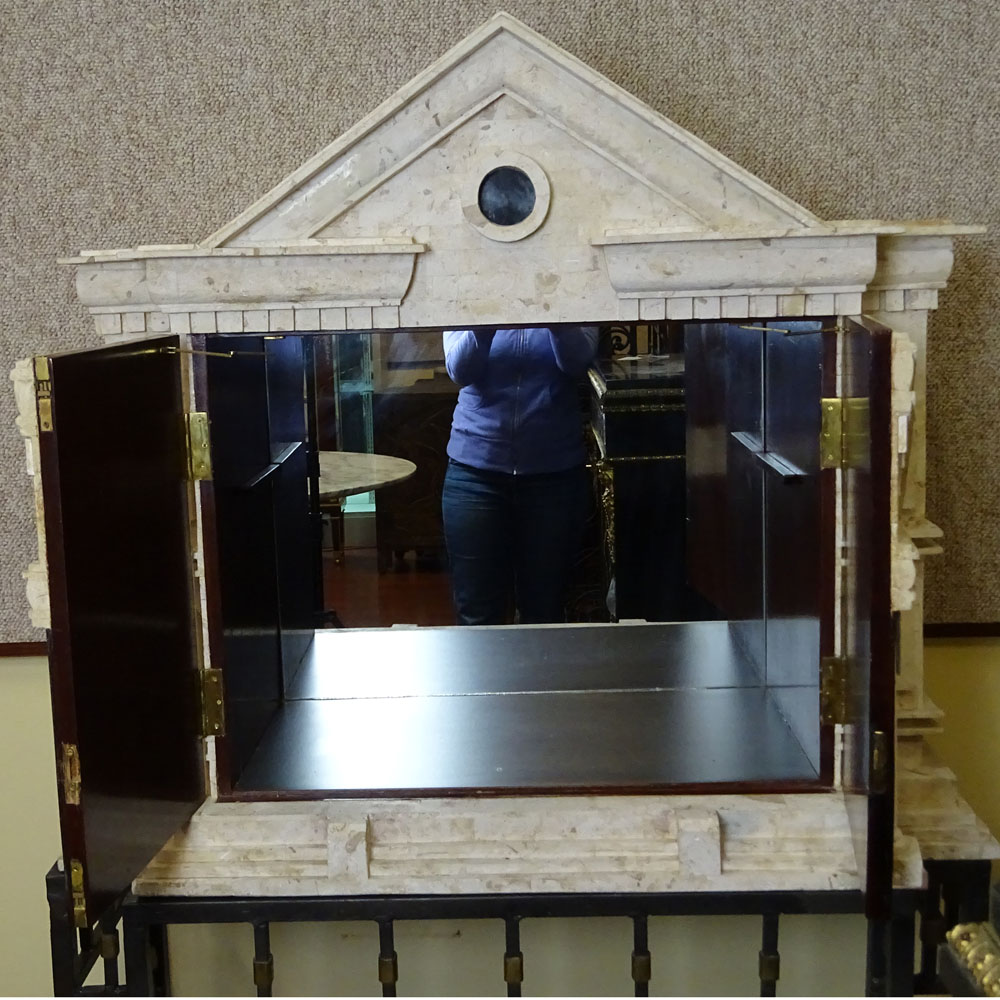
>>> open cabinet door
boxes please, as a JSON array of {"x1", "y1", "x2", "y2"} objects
[
  {"x1": 35, "y1": 336, "x2": 205, "y2": 930},
  {"x1": 839, "y1": 316, "x2": 895, "y2": 919}
]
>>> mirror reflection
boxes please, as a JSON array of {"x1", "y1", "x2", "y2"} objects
[
  {"x1": 313, "y1": 324, "x2": 715, "y2": 630},
  {"x1": 202, "y1": 320, "x2": 829, "y2": 794}
]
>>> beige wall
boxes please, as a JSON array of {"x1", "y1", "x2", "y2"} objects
[
  {"x1": 3, "y1": 642, "x2": 998, "y2": 996},
  {"x1": 925, "y1": 637, "x2": 1000, "y2": 841},
  {"x1": 2, "y1": 0, "x2": 1000, "y2": 641}
]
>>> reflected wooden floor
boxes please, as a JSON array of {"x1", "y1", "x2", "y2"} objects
[{"x1": 323, "y1": 547, "x2": 455, "y2": 628}]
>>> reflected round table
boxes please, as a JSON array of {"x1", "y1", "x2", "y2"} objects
[
  {"x1": 317, "y1": 451, "x2": 417, "y2": 574},
  {"x1": 318, "y1": 451, "x2": 417, "y2": 502}
]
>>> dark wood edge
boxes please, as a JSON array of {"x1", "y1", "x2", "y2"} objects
[
  {"x1": 818, "y1": 327, "x2": 839, "y2": 787},
  {"x1": 221, "y1": 777, "x2": 831, "y2": 803},
  {"x1": 924, "y1": 622, "x2": 1000, "y2": 638},
  {"x1": 192, "y1": 336, "x2": 233, "y2": 798},
  {"x1": 864, "y1": 319, "x2": 896, "y2": 920},
  {"x1": 37, "y1": 354, "x2": 90, "y2": 923},
  {"x1": 0, "y1": 641, "x2": 48, "y2": 657}
]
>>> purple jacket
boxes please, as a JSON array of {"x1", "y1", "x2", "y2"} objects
[{"x1": 443, "y1": 327, "x2": 599, "y2": 474}]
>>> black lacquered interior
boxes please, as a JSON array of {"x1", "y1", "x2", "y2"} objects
[
  {"x1": 237, "y1": 621, "x2": 818, "y2": 794},
  {"x1": 199, "y1": 322, "x2": 838, "y2": 798},
  {"x1": 289, "y1": 621, "x2": 760, "y2": 699}
]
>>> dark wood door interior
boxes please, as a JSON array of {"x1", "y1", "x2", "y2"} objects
[
  {"x1": 38, "y1": 336, "x2": 204, "y2": 928},
  {"x1": 840, "y1": 316, "x2": 895, "y2": 917}
]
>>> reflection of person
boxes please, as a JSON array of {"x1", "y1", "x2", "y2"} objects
[{"x1": 441, "y1": 327, "x2": 600, "y2": 625}]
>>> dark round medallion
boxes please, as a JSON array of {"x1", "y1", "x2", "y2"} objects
[{"x1": 477, "y1": 166, "x2": 536, "y2": 227}]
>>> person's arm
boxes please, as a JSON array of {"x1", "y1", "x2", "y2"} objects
[
  {"x1": 548, "y1": 326, "x2": 599, "y2": 376},
  {"x1": 443, "y1": 329, "x2": 496, "y2": 386}
]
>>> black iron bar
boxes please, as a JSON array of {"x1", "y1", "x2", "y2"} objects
[
  {"x1": 148, "y1": 925, "x2": 171, "y2": 997},
  {"x1": 956, "y1": 860, "x2": 992, "y2": 923},
  {"x1": 759, "y1": 912, "x2": 779, "y2": 997},
  {"x1": 888, "y1": 907, "x2": 916, "y2": 997},
  {"x1": 915, "y1": 876, "x2": 944, "y2": 994},
  {"x1": 631, "y1": 914, "x2": 651, "y2": 997},
  {"x1": 377, "y1": 918, "x2": 398, "y2": 998},
  {"x1": 865, "y1": 918, "x2": 888, "y2": 997},
  {"x1": 100, "y1": 923, "x2": 121, "y2": 991},
  {"x1": 122, "y1": 914, "x2": 153, "y2": 997},
  {"x1": 252, "y1": 921, "x2": 274, "y2": 997},
  {"x1": 122, "y1": 888, "x2": 873, "y2": 924},
  {"x1": 46, "y1": 864, "x2": 83, "y2": 997},
  {"x1": 112, "y1": 886, "x2": 927, "y2": 997},
  {"x1": 503, "y1": 916, "x2": 523, "y2": 997}
]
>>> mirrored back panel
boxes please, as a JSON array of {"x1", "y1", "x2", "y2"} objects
[{"x1": 198, "y1": 321, "x2": 834, "y2": 794}]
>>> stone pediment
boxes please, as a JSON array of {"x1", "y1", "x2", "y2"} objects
[
  {"x1": 203, "y1": 12, "x2": 819, "y2": 250},
  {"x1": 64, "y1": 12, "x2": 979, "y2": 330}
]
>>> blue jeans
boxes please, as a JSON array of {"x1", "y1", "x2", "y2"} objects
[{"x1": 441, "y1": 460, "x2": 590, "y2": 626}]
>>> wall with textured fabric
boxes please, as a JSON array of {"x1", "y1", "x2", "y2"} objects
[{"x1": 1, "y1": 0, "x2": 997, "y2": 640}]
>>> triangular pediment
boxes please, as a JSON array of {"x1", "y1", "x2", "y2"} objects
[{"x1": 203, "y1": 12, "x2": 819, "y2": 249}]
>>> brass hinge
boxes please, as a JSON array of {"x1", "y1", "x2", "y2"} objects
[
  {"x1": 59, "y1": 742, "x2": 82, "y2": 806},
  {"x1": 820, "y1": 397, "x2": 869, "y2": 470},
  {"x1": 820, "y1": 656, "x2": 849, "y2": 726},
  {"x1": 199, "y1": 669, "x2": 225, "y2": 737},
  {"x1": 870, "y1": 729, "x2": 891, "y2": 795},
  {"x1": 34, "y1": 356, "x2": 54, "y2": 432},
  {"x1": 185, "y1": 412, "x2": 213, "y2": 481},
  {"x1": 69, "y1": 859, "x2": 87, "y2": 928}
]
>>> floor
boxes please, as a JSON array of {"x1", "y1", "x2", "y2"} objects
[{"x1": 323, "y1": 546, "x2": 454, "y2": 628}]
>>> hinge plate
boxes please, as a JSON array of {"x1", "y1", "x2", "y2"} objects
[
  {"x1": 200, "y1": 669, "x2": 225, "y2": 737},
  {"x1": 69, "y1": 859, "x2": 87, "y2": 928},
  {"x1": 820, "y1": 656, "x2": 849, "y2": 726},
  {"x1": 34, "y1": 356, "x2": 54, "y2": 432},
  {"x1": 186, "y1": 412, "x2": 213, "y2": 481},
  {"x1": 820, "y1": 397, "x2": 869, "y2": 470},
  {"x1": 59, "y1": 742, "x2": 81, "y2": 806}
]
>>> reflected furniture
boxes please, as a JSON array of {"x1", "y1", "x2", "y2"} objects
[
  {"x1": 588, "y1": 354, "x2": 701, "y2": 622},
  {"x1": 317, "y1": 451, "x2": 417, "y2": 502},
  {"x1": 371, "y1": 371, "x2": 457, "y2": 573},
  {"x1": 317, "y1": 450, "x2": 416, "y2": 557}
]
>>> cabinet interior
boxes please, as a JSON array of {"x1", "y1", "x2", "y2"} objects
[{"x1": 198, "y1": 320, "x2": 837, "y2": 799}]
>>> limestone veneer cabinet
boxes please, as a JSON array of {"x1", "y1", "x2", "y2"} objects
[{"x1": 12, "y1": 12, "x2": 997, "y2": 937}]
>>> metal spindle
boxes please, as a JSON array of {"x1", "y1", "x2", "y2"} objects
[
  {"x1": 916, "y1": 880, "x2": 945, "y2": 993},
  {"x1": 252, "y1": 920, "x2": 274, "y2": 997},
  {"x1": 865, "y1": 918, "x2": 889, "y2": 997},
  {"x1": 759, "y1": 913, "x2": 780, "y2": 997},
  {"x1": 503, "y1": 916, "x2": 524, "y2": 997},
  {"x1": 149, "y1": 924, "x2": 172, "y2": 997},
  {"x1": 888, "y1": 908, "x2": 917, "y2": 997},
  {"x1": 631, "y1": 915, "x2": 651, "y2": 997},
  {"x1": 100, "y1": 925, "x2": 120, "y2": 991},
  {"x1": 377, "y1": 918, "x2": 399, "y2": 997}
]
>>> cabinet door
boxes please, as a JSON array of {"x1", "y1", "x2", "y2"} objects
[
  {"x1": 840, "y1": 316, "x2": 895, "y2": 918},
  {"x1": 35, "y1": 336, "x2": 204, "y2": 930}
]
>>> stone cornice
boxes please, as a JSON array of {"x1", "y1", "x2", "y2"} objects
[
  {"x1": 597, "y1": 231, "x2": 878, "y2": 304},
  {"x1": 59, "y1": 237, "x2": 424, "y2": 265},
  {"x1": 66, "y1": 240, "x2": 424, "y2": 313},
  {"x1": 594, "y1": 222, "x2": 985, "y2": 320}
]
